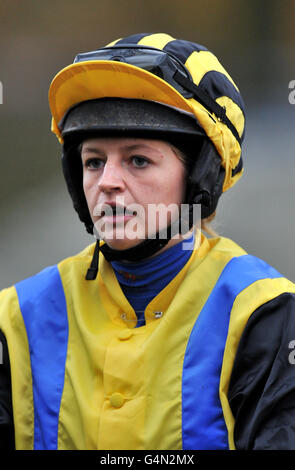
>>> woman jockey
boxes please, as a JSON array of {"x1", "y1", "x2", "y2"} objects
[{"x1": 1, "y1": 32, "x2": 295, "y2": 450}]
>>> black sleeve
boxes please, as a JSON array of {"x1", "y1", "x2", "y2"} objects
[
  {"x1": 0, "y1": 329, "x2": 15, "y2": 449},
  {"x1": 228, "y1": 292, "x2": 295, "y2": 450}
]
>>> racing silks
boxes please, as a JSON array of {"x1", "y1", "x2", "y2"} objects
[{"x1": 0, "y1": 234, "x2": 294, "y2": 450}]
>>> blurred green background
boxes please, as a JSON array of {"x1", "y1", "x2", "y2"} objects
[{"x1": 0, "y1": 0, "x2": 295, "y2": 288}]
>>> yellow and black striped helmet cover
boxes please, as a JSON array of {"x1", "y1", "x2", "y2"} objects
[{"x1": 107, "y1": 33, "x2": 245, "y2": 192}]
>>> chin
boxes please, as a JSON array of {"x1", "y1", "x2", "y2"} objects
[{"x1": 102, "y1": 237, "x2": 144, "y2": 251}]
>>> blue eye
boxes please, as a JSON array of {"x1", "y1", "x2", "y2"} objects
[
  {"x1": 132, "y1": 156, "x2": 149, "y2": 168},
  {"x1": 86, "y1": 158, "x2": 103, "y2": 169}
]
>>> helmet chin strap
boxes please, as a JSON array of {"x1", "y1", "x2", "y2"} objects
[
  {"x1": 100, "y1": 227, "x2": 171, "y2": 262},
  {"x1": 85, "y1": 197, "x2": 203, "y2": 280},
  {"x1": 86, "y1": 225, "x2": 172, "y2": 281}
]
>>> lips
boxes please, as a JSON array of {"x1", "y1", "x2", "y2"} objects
[
  {"x1": 104, "y1": 206, "x2": 134, "y2": 217},
  {"x1": 93, "y1": 202, "x2": 136, "y2": 218}
]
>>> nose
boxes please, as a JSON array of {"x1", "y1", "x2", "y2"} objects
[{"x1": 97, "y1": 161, "x2": 125, "y2": 193}]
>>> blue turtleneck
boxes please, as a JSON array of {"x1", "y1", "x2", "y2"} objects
[{"x1": 111, "y1": 233, "x2": 194, "y2": 327}]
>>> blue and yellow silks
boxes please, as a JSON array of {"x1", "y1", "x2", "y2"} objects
[
  {"x1": 111, "y1": 233, "x2": 194, "y2": 326},
  {"x1": 1, "y1": 234, "x2": 294, "y2": 450}
]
